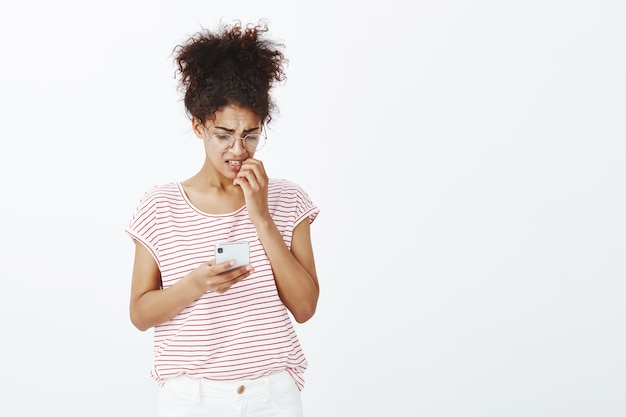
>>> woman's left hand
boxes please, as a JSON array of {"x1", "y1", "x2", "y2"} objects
[{"x1": 233, "y1": 158, "x2": 270, "y2": 223}]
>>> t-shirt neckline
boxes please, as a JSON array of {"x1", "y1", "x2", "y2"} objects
[{"x1": 176, "y1": 182, "x2": 247, "y2": 217}]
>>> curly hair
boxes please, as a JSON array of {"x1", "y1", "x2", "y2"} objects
[{"x1": 173, "y1": 20, "x2": 287, "y2": 125}]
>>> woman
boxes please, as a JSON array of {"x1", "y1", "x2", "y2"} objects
[{"x1": 125, "y1": 21, "x2": 320, "y2": 417}]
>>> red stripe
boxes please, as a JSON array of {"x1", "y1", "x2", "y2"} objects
[{"x1": 124, "y1": 179, "x2": 318, "y2": 390}]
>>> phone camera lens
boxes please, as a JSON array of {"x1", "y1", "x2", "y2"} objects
[{"x1": 217, "y1": 247, "x2": 223, "y2": 254}]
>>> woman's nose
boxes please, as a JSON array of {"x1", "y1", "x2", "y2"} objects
[{"x1": 230, "y1": 137, "x2": 247, "y2": 154}]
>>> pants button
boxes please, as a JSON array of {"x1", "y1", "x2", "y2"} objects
[{"x1": 237, "y1": 385, "x2": 245, "y2": 395}]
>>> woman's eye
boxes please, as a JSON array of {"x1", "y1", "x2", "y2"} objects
[{"x1": 215, "y1": 134, "x2": 232, "y2": 141}]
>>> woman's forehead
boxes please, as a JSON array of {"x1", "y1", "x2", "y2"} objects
[{"x1": 211, "y1": 104, "x2": 262, "y2": 129}]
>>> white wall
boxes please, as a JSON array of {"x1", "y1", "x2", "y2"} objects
[{"x1": 1, "y1": 1, "x2": 624, "y2": 416}]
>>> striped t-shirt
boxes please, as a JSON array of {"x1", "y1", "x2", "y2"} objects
[{"x1": 125, "y1": 179, "x2": 319, "y2": 389}]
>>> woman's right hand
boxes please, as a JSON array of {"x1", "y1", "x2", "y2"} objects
[
  {"x1": 131, "y1": 241, "x2": 254, "y2": 331},
  {"x1": 187, "y1": 260, "x2": 254, "y2": 294}
]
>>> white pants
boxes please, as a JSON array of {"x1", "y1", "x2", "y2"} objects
[{"x1": 157, "y1": 371, "x2": 303, "y2": 417}]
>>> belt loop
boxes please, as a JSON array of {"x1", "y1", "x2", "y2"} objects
[{"x1": 263, "y1": 375, "x2": 271, "y2": 402}]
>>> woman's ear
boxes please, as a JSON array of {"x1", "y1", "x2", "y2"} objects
[{"x1": 191, "y1": 117, "x2": 205, "y2": 139}]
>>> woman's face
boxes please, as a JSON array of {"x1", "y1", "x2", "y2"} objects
[{"x1": 193, "y1": 104, "x2": 263, "y2": 180}]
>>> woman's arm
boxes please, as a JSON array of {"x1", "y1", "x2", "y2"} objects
[
  {"x1": 234, "y1": 158, "x2": 320, "y2": 323},
  {"x1": 129, "y1": 241, "x2": 253, "y2": 331},
  {"x1": 254, "y1": 216, "x2": 319, "y2": 323}
]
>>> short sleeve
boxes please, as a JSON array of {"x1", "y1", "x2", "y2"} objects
[
  {"x1": 124, "y1": 188, "x2": 160, "y2": 265},
  {"x1": 293, "y1": 184, "x2": 320, "y2": 227}
]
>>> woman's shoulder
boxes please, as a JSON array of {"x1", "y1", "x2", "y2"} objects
[
  {"x1": 268, "y1": 178, "x2": 319, "y2": 221},
  {"x1": 136, "y1": 181, "x2": 182, "y2": 204},
  {"x1": 268, "y1": 178, "x2": 304, "y2": 192},
  {"x1": 268, "y1": 178, "x2": 309, "y2": 198},
  {"x1": 268, "y1": 178, "x2": 315, "y2": 204}
]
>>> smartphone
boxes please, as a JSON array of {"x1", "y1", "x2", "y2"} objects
[{"x1": 214, "y1": 241, "x2": 250, "y2": 272}]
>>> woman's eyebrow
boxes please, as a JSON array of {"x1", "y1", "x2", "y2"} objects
[{"x1": 214, "y1": 125, "x2": 261, "y2": 133}]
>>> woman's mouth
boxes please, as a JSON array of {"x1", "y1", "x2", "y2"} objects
[{"x1": 227, "y1": 160, "x2": 243, "y2": 172}]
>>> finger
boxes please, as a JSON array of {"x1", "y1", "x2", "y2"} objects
[
  {"x1": 233, "y1": 177, "x2": 244, "y2": 188},
  {"x1": 215, "y1": 263, "x2": 253, "y2": 277},
  {"x1": 214, "y1": 260, "x2": 237, "y2": 274},
  {"x1": 235, "y1": 173, "x2": 258, "y2": 194},
  {"x1": 215, "y1": 267, "x2": 253, "y2": 292},
  {"x1": 239, "y1": 159, "x2": 263, "y2": 176},
  {"x1": 240, "y1": 160, "x2": 266, "y2": 188},
  {"x1": 237, "y1": 165, "x2": 258, "y2": 184},
  {"x1": 233, "y1": 175, "x2": 253, "y2": 190},
  {"x1": 215, "y1": 275, "x2": 247, "y2": 294}
]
